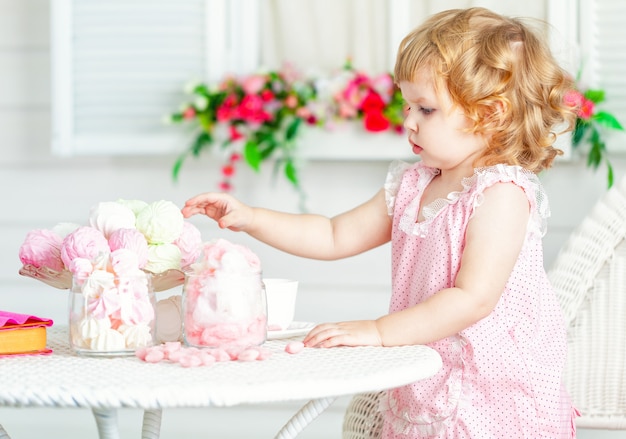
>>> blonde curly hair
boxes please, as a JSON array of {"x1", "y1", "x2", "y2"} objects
[{"x1": 394, "y1": 7, "x2": 577, "y2": 173}]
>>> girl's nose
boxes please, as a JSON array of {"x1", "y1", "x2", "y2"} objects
[{"x1": 403, "y1": 112, "x2": 418, "y2": 133}]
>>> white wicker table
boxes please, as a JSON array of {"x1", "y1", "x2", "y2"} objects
[{"x1": 0, "y1": 326, "x2": 442, "y2": 439}]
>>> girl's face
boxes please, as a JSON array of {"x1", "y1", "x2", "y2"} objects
[{"x1": 399, "y1": 70, "x2": 486, "y2": 176}]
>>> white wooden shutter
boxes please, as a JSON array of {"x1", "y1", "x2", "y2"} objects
[
  {"x1": 51, "y1": 0, "x2": 259, "y2": 156},
  {"x1": 579, "y1": 0, "x2": 626, "y2": 150}
]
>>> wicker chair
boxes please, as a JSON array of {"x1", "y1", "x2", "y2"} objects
[
  {"x1": 548, "y1": 175, "x2": 626, "y2": 429},
  {"x1": 342, "y1": 391, "x2": 385, "y2": 439},
  {"x1": 343, "y1": 177, "x2": 626, "y2": 436}
]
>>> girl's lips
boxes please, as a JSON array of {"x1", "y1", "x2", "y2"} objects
[{"x1": 412, "y1": 144, "x2": 423, "y2": 154}]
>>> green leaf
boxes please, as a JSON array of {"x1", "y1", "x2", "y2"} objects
[
  {"x1": 285, "y1": 118, "x2": 302, "y2": 141},
  {"x1": 244, "y1": 141, "x2": 262, "y2": 171},
  {"x1": 607, "y1": 161, "x2": 614, "y2": 188},
  {"x1": 593, "y1": 111, "x2": 624, "y2": 131},
  {"x1": 172, "y1": 152, "x2": 188, "y2": 182},
  {"x1": 572, "y1": 118, "x2": 587, "y2": 146},
  {"x1": 191, "y1": 132, "x2": 212, "y2": 156},
  {"x1": 284, "y1": 159, "x2": 299, "y2": 186},
  {"x1": 586, "y1": 136, "x2": 603, "y2": 170},
  {"x1": 584, "y1": 89, "x2": 605, "y2": 104}
]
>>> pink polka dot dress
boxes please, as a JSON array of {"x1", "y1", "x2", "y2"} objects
[{"x1": 379, "y1": 161, "x2": 577, "y2": 438}]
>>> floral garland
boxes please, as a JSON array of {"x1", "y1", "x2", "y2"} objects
[
  {"x1": 566, "y1": 85, "x2": 624, "y2": 187},
  {"x1": 168, "y1": 61, "x2": 405, "y2": 192}
]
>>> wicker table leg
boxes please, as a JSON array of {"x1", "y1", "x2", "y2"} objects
[
  {"x1": 92, "y1": 408, "x2": 121, "y2": 439},
  {"x1": 141, "y1": 409, "x2": 162, "y2": 439},
  {"x1": 0, "y1": 424, "x2": 11, "y2": 439},
  {"x1": 274, "y1": 397, "x2": 337, "y2": 439}
]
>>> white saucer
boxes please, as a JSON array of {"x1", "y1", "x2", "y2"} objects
[{"x1": 267, "y1": 321, "x2": 315, "y2": 340}]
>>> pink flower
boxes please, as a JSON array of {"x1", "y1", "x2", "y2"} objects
[
  {"x1": 183, "y1": 107, "x2": 196, "y2": 120},
  {"x1": 241, "y1": 74, "x2": 267, "y2": 95},
  {"x1": 371, "y1": 73, "x2": 394, "y2": 104},
  {"x1": 564, "y1": 90, "x2": 584, "y2": 108},
  {"x1": 19, "y1": 229, "x2": 65, "y2": 271},
  {"x1": 579, "y1": 98, "x2": 595, "y2": 120},
  {"x1": 61, "y1": 226, "x2": 110, "y2": 269},
  {"x1": 216, "y1": 95, "x2": 239, "y2": 122},
  {"x1": 237, "y1": 95, "x2": 272, "y2": 123},
  {"x1": 284, "y1": 95, "x2": 298, "y2": 109},
  {"x1": 564, "y1": 90, "x2": 595, "y2": 120}
]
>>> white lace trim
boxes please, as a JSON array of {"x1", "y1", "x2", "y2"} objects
[
  {"x1": 384, "y1": 160, "x2": 413, "y2": 216},
  {"x1": 378, "y1": 336, "x2": 467, "y2": 437},
  {"x1": 391, "y1": 163, "x2": 549, "y2": 238}
]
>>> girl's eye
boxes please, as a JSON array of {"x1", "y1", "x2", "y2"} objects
[{"x1": 418, "y1": 106, "x2": 434, "y2": 115}]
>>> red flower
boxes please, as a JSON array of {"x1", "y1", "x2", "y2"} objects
[
  {"x1": 361, "y1": 90, "x2": 386, "y2": 113},
  {"x1": 221, "y1": 164, "x2": 235, "y2": 177},
  {"x1": 238, "y1": 95, "x2": 272, "y2": 123},
  {"x1": 260, "y1": 89, "x2": 274, "y2": 102},
  {"x1": 229, "y1": 126, "x2": 244, "y2": 142},
  {"x1": 217, "y1": 95, "x2": 239, "y2": 122},
  {"x1": 363, "y1": 109, "x2": 390, "y2": 132},
  {"x1": 218, "y1": 181, "x2": 232, "y2": 192},
  {"x1": 229, "y1": 152, "x2": 242, "y2": 162}
]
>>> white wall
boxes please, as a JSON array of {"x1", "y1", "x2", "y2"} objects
[{"x1": 0, "y1": 1, "x2": 624, "y2": 437}]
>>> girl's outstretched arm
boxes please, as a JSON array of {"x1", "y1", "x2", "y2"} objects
[
  {"x1": 182, "y1": 189, "x2": 392, "y2": 260},
  {"x1": 304, "y1": 182, "x2": 530, "y2": 347}
]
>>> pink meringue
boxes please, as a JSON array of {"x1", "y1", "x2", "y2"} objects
[
  {"x1": 61, "y1": 226, "x2": 110, "y2": 269},
  {"x1": 19, "y1": 229, "x2": 65, "y2": 271},
  {"x1": 108, "y1": 228, "x2": 149, "y2": 268},
  {"x1": 173, "y1": 221, "x2": 203, "y2": 268}
]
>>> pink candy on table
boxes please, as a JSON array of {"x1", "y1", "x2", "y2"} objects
[
  {"x1": 285, "y1": 341, "x2": 305, "y2": 354},
  {"x1": 135, "y1": 341, "x2": 280, "y2": 367}
]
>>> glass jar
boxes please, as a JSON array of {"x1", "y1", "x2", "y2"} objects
[
  {"x1": 69, "y1": 271, "x2": 156, "y2": 356},
  {"x1": 183, "y1": 270, "x2": 267, "y2": 348}
]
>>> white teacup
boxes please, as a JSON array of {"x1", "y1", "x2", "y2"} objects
[{"x1": 263, "y1": 278, "x2": 298, "y2": 331}]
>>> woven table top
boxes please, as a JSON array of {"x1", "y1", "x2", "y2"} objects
[{"x1": 0, "y1": 326, "x2": 441, "y2": 410}]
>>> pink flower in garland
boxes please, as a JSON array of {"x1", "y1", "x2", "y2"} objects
[
  {"x1": 170, "y1": 61, "x2": 406, "y2": 193},
  {"x1": 237, "y1": 94, "x2": 272, "y2": 123},
  {"x1": 241, "y1": 74, "x2": 266, "y2": 95}
]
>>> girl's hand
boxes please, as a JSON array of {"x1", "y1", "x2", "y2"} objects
[
  {"x1": 181, "y1": 192, "x2": 253, "y2": 232},
  {"x1": 303, "y1": 320, "x2": 383, "y2": 348}
]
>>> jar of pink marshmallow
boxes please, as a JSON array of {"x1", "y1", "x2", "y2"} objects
[
  {"x1": 182, "y1": 270, "x2": 267, "y2": 349},
  {"x1": 69, "y1": 269, "x2": 157, "y2": 356}
]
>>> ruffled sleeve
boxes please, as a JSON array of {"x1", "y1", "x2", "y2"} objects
[
  {"x1": 471, "y1": 164, "x2": 550, "y2": 238},
  {"x1": 384, "y1": 161, "x2": 412, "y2": 216}
]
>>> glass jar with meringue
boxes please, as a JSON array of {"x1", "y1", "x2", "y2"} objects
[
  {"x1": 182, "y1": 239, "x2": 267, "y2": 349},
  {"x1": 69, "y1": 264, "x2": 156, "y2": 356}
]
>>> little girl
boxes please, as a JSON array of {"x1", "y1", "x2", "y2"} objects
[{"x1": 182, "y1": 7, "x2": 578, "y2": 438}]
